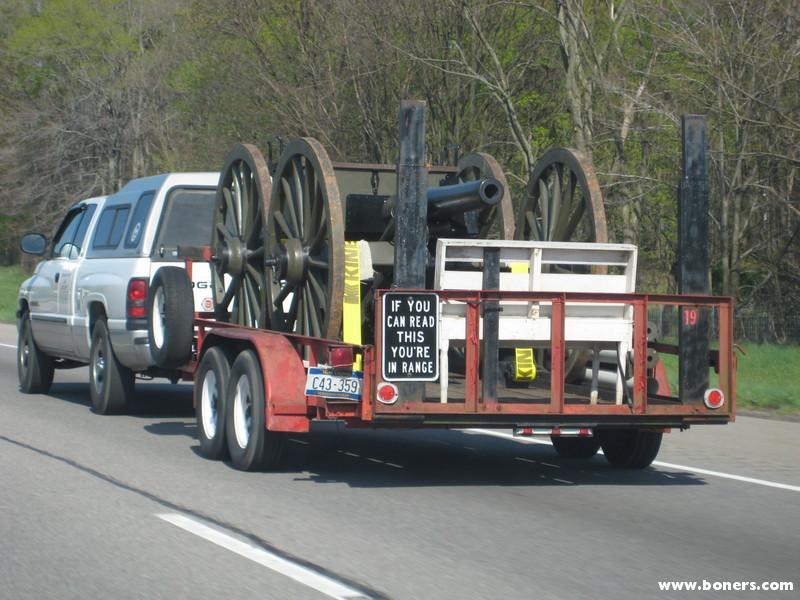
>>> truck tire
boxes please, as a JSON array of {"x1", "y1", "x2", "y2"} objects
[
  {"x1": 225, "y1": 350, "x2": 284, "y2": 471},
  {"x1": 195, "y1": 346, "x2": 233, "y2": 460},
  {"x1": 599, "y1": 429, "x2": 662, "y2": 469},
  {"x1": 551, "y1": 436, "x2": 601, "y2": 459},
  {"x1": 90, "y1": 319, "x2": 134, "y2": 415},
  {"x1": 148, "y1": 267, "x2": 194, "y2": 368},
  {"x1": 17, "y1": 313, "x2": 54, "y2": 394}
]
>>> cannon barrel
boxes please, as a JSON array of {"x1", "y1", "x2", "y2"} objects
[{"x1": 427, "y1": 177, "x2": 503, "y2": 218}]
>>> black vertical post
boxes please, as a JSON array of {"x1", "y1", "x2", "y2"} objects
[
  {"x1": 678, "y1": 115, "x2": 710, "y2": 402},
  {"x1": 481, "y1": 247, "x2": 500, "y2": 401},
  {"x1": 394, "y1": 100, "x2": 429, "y2": 402},
  {"x1": 394, "y1": 100, "x2": 428, "y2": 289}
]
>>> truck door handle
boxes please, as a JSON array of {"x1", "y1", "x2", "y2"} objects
[{"x1": 54, "y1": 273, "x2": 60, "y2": 283}]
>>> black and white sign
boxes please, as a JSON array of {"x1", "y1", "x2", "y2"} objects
[{"x1": 382, "y1": 292, "x2": 439, "y2": 382}]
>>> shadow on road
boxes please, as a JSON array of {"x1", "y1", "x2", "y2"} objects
[
  {"x1": 46, "y1": 381, "x2": 194, "y2": 419},
  {"x1": 232, "y1": 425, "x2": 707, "y2": 489}
]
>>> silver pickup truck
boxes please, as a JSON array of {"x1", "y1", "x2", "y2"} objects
[{"x1": 17, "y1": 173, "x2": 219, "y2": 414}]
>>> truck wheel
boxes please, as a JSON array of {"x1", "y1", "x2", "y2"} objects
[
  {"x1": 551, "y1": 436, "x2": 601, "y2": 459},
  {"x1": 599, "y1": 429, "x2": 663, "y2": 469},
  {"x1": 148, "y1": 267, "x2": 193, "y2": 368},
  {"x1": 90, "y1": 319, "x2": 134, "y2": 415},
  {"x1": 195, "y1": 346, "x2": 232, "y2": 460},
  {"x1": 225, "y1": 350, "x2": 284, "y2": 471},
  {"x1": 17, "y1": 313, "x2": 54, "y2": 394}
]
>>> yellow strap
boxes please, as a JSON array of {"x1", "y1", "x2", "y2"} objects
[
  {"x1": 343, "y1": 241, "x2": 362, "y2": 370},
  {"x1": 510, "y1": 261, "x2": 529, "y2": 274},
  {"x1": 509, "y1": 262, "x2": 535, "y2": 381},
  {"x1": 514, "y1": 347, "x2": 536, "y2": 382}
]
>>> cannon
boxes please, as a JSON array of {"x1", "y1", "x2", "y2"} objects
[{"x1": 210, "y1": 104, "x2": 607, "y2": 373}]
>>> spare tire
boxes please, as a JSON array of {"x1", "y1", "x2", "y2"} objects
[{"x1": 148, "y1": 267, "x2": 194, "y2": 368}]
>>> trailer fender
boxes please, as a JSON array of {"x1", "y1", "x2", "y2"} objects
[{"x1": 201, "y1": 328, "x2": 310, "y2": 433}]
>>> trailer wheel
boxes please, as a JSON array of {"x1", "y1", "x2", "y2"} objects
[
  {"x1": 195, "y1": 346, "x2": 232, "y2": 460},
  {"x1": 599, "y1": 429, "x2": 662, "y2": 469},
  {"x1": 225, "y1": 350, "x2": 284, "y2": 471},
  {"x1": 90, "y1": 319, "x2": 134, "y2": 414},
  {"x1": 148, "y1": 267, "x2": 194, "y2": 368},
  {"x1": 17, "y1": 312, "x2": 54, "y2": 394},
  {"x1": 551, "y1": 436, "x2": 601, "y2": 459}
]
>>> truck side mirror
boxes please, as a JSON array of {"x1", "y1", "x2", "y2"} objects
[{"x1": 20, "y1": 233, "x2": 47, "y2": 256}]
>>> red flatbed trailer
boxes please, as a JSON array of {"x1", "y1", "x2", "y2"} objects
[{"x1": 182, "y1": 285, "x2": 734, "y2": 471}]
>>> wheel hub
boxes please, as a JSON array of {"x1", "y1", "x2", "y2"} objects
[
  {"x1": 270, "y1": 238, "x2": 307, "y2": 285},
  {"x1": 220, "y1": 237, "x2": 245, "y2": 277}
]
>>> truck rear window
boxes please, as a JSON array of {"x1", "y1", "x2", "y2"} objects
[{"x1": 154, "y1": 188, "x2": 216, "y2": 258}]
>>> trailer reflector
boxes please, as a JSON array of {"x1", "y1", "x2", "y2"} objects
[
  {"x1": 376, "y1": 382, "x2": 399, "y2": 405},
  {"x1": 514, "y1": 427, "x2": 594, "y2": 437},
  {"x1": 703, "y1": 387, "x2": 725, "y2": 409}
]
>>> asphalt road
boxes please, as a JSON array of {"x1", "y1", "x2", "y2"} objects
[{"x1": 0, "y1": 323, "x2": 797, "y2": 599}]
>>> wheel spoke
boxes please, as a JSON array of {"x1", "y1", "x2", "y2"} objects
[
  {"x1": 216, "y1": 221, "x2": 234, "y2": 242},
  {"x1": 273, "y1": 211, "x2": 293, "y2": 240},
  {"x1": 292, "y1": 157, "x2": 305, "y2": 237},
  {"x1": 220, "y1": 278, "x2": 240, "y2": 309},
  {"x1": 308, "y1": 213, "x2": 327, "y2": 252},
  {"x1": 222, "y1": 187, "x2": 238, "y2": 236},
  {"x1": 287, "y1": 287, "x2": 299, "y2": 327},
  {"x1": 280, "y1": 176, "x2": 300, "y2": 237},
  {"x1": 537, "y1": 178, "x2": 549, "y2": 241},
  {"x1": 232, "y1": 167, "x2": 244, "y2": 235},
  {"x1": 307, "y1": 270, "x2": 328, "y2": 310},
  {"x1": 244, "y1": 275, "x2": 261, "y2": 326},
  {"x1": 274, "y1": 281, "x2": 294, "y2": 308},
  {"x1": 550, "y1": 166, "x2": 562, "y2": 239},
  {"x1": 308, "y1": 257, "x2": 329, "y2": 270},
  {"x1": 305, "y1": 283, "x2": 322, "y2": 337}
]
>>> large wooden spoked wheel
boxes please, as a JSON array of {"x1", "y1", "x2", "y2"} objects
[
  {"x1": 264, "y1": 138, "x2": 344, "y2": 339},
  {"x1": 515, "y1": 147, "x2": 607, "y2": 244},
  {"x1": 455, "y1": 152, "x2": 515, "y2": 239},
  {"x1": 515, "y1": 147, "x2": 608, "y2": 383},
  {"x1": 212, "y1": 144, "x2": 271, "y2": 328}
]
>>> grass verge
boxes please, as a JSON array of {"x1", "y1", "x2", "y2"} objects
[
  {"x1": 0, "y1": 265, "x2": 28, "y2": 322},
  {"x1": 661, "y1": 344, "x2": 800, "y2": 414}
]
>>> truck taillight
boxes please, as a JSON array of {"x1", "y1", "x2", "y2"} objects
[
  {"x1": 703, "y1": 387, "x2": 725, "y2": 409},
  {"x1": 126, "y1": 278, "x2": 149, "y2": 318}
]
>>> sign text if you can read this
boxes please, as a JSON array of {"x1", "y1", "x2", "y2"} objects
[{"x1": 382, "y1": 292, "x2": 439, "y2": 382}]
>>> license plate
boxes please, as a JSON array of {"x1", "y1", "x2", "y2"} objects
[{"x1": 305, "y1": 367, "x2": 363, "y2": 400}]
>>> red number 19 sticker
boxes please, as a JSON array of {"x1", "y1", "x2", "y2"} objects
[{"x1": 683, "y1": 308, "x2": 698, "y2": 326}]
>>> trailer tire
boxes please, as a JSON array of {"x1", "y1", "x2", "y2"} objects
[
  {"x1": 599, "y1": 429, "x2": 662, "y2": 469},
  {"x1": 17, "y1": 312, "x2": 54, "y2": 394},
  {"x1": 225, "y1": 350, "x2": 284, "y2": 471},
  {"x1": 148, "y1": 267, "x2": 194, "y2": 368},
  {"x1": 90, "y1": 319, "x2": 134, "y2": 415},
  {"x1": 195, "y1": 346, "x2": 232, "y2": 460},
  {"x1": 551, "y1": 436, "x2": 600, "y2": 459}
]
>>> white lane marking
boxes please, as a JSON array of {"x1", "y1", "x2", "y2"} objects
[
  {"x1": 465, "y1": 428, "x2": 800, "y2": 493},
  {"x1": 0, "y1": 343, "x2": 16, "y2": 350},
  {"x1": 650, "y1": 461, "x2": 800, "y2": 493},
  {"x1": 553, "y1": 478, "x2": 574, "y2": 485},
  {"x1": 157, "y1": 513, "x2": 368, "y2": 600}
]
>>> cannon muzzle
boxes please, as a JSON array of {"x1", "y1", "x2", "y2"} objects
[{"x1": 427, "y1": 177, "x2": 503, "y2": 218}]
